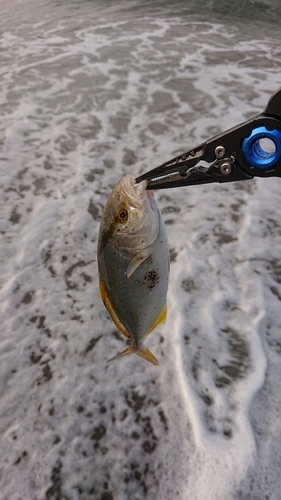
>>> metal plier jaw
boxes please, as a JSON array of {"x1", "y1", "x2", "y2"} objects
[{"x1": 135, "y1": 89, "x2": 281, "y2": 189}]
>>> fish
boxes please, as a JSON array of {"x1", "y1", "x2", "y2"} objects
[{"x1": 97, "y1": 173, "x2": 169, "y2": 365}]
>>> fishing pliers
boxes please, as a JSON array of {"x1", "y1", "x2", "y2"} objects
[{"x1": 135, "y1": 89, "x2": 281, "y2": 190}]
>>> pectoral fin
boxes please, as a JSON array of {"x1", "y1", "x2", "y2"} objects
[{"x1": 127, "y1": 251, "x2": 149, "y2": 278}]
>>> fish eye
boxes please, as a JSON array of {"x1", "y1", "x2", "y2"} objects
[{"x1": 115, "y1": 207, "x2": 128, "y2": 223}]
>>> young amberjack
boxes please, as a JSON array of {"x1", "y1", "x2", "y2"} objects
[{"x1": 97, "y1": 174, "x2": 169, "y2": 365}]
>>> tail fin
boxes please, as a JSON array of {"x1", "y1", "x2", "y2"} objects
[
  {"x1": 136, "y1": 347, "x2": 159, "y2": 365},
  {"x1": 106, "y1": 345, "x2": 159, "y2": 365},
  {"x1": 106, "y1": 346, "x2": 132, "y2": 363}
]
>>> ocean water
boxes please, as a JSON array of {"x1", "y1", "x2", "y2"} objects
[{"x1": 1, "y1": 1, "x2": 281, "y2": 499}]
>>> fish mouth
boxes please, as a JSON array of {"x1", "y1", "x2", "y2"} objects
[{"x1": 122, "y1": 174, "x2": 148, "y2": 208}]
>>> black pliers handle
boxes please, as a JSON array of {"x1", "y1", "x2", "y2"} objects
[{"x1": 135, "y1": 89, "x2": 281, "y2": 190}]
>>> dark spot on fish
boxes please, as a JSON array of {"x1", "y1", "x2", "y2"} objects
[
  {"x1": 77, "y1": 405, "x2": 84, "y2": 413},
  {"x1": 100, "y1": 406, "x2": 107, "y2": 414},
  {"x1": 143, "y1": 269, "x2": 159, "y2": 291}
]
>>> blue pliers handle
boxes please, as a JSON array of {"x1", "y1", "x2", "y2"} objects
[{"x1": 135, "y1": 89, "x2": 281, "y2": 190}]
